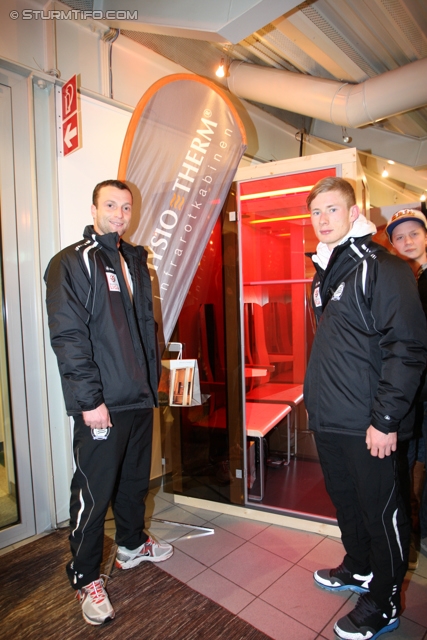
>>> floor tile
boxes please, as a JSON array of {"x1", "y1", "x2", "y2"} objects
[
  {"x1": 413, "y1": 550, "x2": 427, "y2": 580},
  {"x1": 297, "y1": 536, "x2": 344, "y2": 574},
  {"x1": 319, "y1": 592, "x2": 357, "y2": 638},
  {"x1": 393, "y1": 616, "x2": 427, "y2": 640},
  {"x1": 251, "y1": 523, "x2": 323, "y2": 562},
  {"x1": 210, "y1": 513, "x2": 270, "y2": 540},
  {"x1": 402, "y1": 572, "x2": 427, "y2": 628},
  {"x1": 239, "y1": 597, "x2": 318, "y2": 640},
  {"x1": 173, "y1": 522, "x2": 245, "y2": 566},
  {"x1": 211, "y1": 540, "x2": 292, "y2": 595},
  {"x1": 145, "y1": 492, "x2": 173, "y2": 518},
  {"x1": 148, "y1": 504, "x2": 209, "y2": 528},
  {"x1": 144, "y1": 483, "x2": 427, "y2": 640},
  {"x1": 157, "y1": 546, "x2": 206, "y2": 583},
  {"x1": 148, "y1": 518, "x2": 211, "y2": 544},
  {"x1": 187, "y1": 568, "x2": 256, "y2": 614},
  {"x1": 176, "y1": 504, "x2": 226, "y2": 522},
  {"x1": 260, "y1": 564, "x2": 351, "y2": 633}
]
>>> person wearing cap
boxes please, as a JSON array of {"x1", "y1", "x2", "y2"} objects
[
  {"x1": 304, "y1": 178, "x2": 427, "y2": 640},
  {"x1": 386, "y1": 209, "x2": 427, "y2": 317},
  {"x1": 386, "y1": 208, "x2": 427, "y2": 564}
]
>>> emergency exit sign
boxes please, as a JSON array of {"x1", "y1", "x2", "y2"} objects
[{"x1": 61, "y1": 75, "x2": 80, "y2": 156}]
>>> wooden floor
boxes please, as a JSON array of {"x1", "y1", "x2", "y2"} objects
[{"x1": 0, "y1": 528, "x2": 270, "y2": 639}]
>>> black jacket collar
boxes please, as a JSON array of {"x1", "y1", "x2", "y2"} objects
[{"x1": 83, "y1": 225, "x2": 138, "y2": 256}]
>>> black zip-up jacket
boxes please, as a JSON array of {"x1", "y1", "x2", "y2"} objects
[
  {"x1": 304, "y1": 234, "x2": 427, "y2": 439},
  {"x1": 44, "y1": 225, "x2": 159, "y2": 416}
]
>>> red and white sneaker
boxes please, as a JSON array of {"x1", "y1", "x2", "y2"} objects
[
  {"x1": 115, "y1": 536, "x2": 173, "y2": 569},
  {"x1": 76, "y1": 578, "x2": 115, "y2": 626}
]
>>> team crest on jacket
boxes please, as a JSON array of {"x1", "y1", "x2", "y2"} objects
[
  {"x1": 331, "y1": 282, "x2": 345, "y2": 301},
  {"x1": 106, "y1": 272, "x2": 120, "y2": 292},
  {"x1": 313, "y1": 285, "x2": 322, "y2": 307}
]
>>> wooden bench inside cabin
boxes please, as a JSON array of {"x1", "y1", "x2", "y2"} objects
[
  {"x1": 246, "y1": 383, "x2": 304, "y2": 457},
  {"x1": 196, "y1": 303, "x2": 296, "y2": 501}
]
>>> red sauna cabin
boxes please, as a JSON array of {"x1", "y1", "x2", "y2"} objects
[{"x1": 161, "y1": 148, "x2": 368, "y2": 528}]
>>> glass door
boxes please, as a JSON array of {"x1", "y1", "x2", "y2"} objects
[
  {"x1": 0, "y1": 252, "x2": 18, "y2": 530},
  {"x1": 0, "y1": 83, "x2": 36, "y2": 547},
  {"x1": 238, "y1": 167, "x2": 337, "y2": 520},
  {"x1": 162, "y1": 191, "x2": 246, "y2": 506}
]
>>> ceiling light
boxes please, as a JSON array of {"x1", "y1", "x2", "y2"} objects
[
  {"x1": 421, "y1": 194, "x2": 427, "y2": 202},
  {"x1": 216, "y1": 59, "x2": 225, "y2": 78},
  {"x1": 381, "y1": 168, "x2": 389, "y2": 178},
  {"x1": 387, "y1": 160, "x2": 395, "y2": 165},
  {"x1": 341, "y1": 127, "x2": 352, "y2": 144},
  {"x1": 240, "y1": 185, "x2": 314, "y2": 201},
  {"x1": 250, "y1": 214, "x2": 311, "y2": 224}
]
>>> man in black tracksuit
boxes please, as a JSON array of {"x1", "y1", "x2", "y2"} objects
[
  {"x1": 45, "y1": 180, "x2": 173, "y2": 626},
  {"x1": 304, "y1": 177, "x2": 427, "y2": 640}
]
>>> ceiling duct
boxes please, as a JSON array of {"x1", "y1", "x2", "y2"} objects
[{"x1": 227, "y1": 58, "x2": 427, "y2": 128}]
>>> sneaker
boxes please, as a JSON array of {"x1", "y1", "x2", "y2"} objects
[
  {"x1": 334, "y1": 593, "x2": 399, "y2": 639},
  {"x1": 76, "y1": 578, "x2": 115, "y2": 626},
  {"x1": 115, "y1": 536, "x2": 173, "y2": 569},
  {"x1": 314, "y1": 562, "x2": 372, "y2": 594}
]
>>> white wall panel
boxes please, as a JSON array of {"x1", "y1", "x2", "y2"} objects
[
  {"x1": 0, "y1": 0, "x2": 46, "y2": 70},
  {"x1": 57, "y1": 94, "x2": 131, "y2": 247},
  {"x1": 55, "y1": 18, "x2": 104, "y2": 93},
  {"x1": 111, "y1": 34, "x2": 186, "y2": 107}
]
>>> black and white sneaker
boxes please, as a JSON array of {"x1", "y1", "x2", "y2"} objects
[
  {"x1": 334, "y1": 593, "x2": 399, "y2": 639},
  {"x1": 314, "y1": 562, "x2": 372, "y2": 594}
]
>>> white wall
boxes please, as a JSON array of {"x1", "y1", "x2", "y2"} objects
[
  {"x1": 110, "y1": 34, "x2": 186, "y2": 106},
  {"x1": 0, "y1": 0, "x2": 47, "y2": 70},
  {"x1": 57, "y1": 94, "x2": 131, "y2": 246},
  {"x1": 55, "y1": 17, "x2": 105, "y2": 93}
]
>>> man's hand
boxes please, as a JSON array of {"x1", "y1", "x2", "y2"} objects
[
  {"x1": 82, "y1": 403, "x2": 112, "y2": 430},
  {"x1": 366, "y1": 425, "x2": 397, "y2": 458}
]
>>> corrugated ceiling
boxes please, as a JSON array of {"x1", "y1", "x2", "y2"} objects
[{"x1": 61, "y1": 0, "x2": 427, "y2": 196}]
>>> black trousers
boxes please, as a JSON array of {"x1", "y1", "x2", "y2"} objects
[
  {"x1": 67, "y1": 409, "x2": 153, "y2": 589},
  {"x1": 315, "y1": 431, "x2": 410, "y2": 613}
]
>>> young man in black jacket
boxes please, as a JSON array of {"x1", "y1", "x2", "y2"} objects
[
  {"x1": 45, "y1": 180, "x2": 173, "y2": 626},
  {"x1": 304, "y1": 178, "x2": 427, "y2": 640}
]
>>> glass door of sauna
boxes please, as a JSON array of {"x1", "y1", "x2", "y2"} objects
[
  {"x1": 238, "y1": 167, "x2": 337, "y2": 520},
  {"x1": 161, "y1": 193, "x2": 246, "y2": 506}
]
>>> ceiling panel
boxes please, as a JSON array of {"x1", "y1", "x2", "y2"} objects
[{"x1": 62, "y1": 0, "x2": 427, "y2": 196}]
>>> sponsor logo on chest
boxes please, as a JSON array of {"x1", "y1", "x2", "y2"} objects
[
  {"x1": 313, "y1": 285, "x2": 322, "y2": 307},
  {"x1": 106, "y1": 271, "x2": 121, "y2": 292}
]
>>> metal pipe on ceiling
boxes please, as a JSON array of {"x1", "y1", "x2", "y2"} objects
[{"x1": 227, "y1": 58, "x2": 427, "y2": 128}]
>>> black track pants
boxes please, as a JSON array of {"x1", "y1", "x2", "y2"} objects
[
  {"x1": 315, "y1": 431, "x2": 410, "y2": 613},
  {"x1": 67, "y1": 409, "x2": 153, "y2": 589}
]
